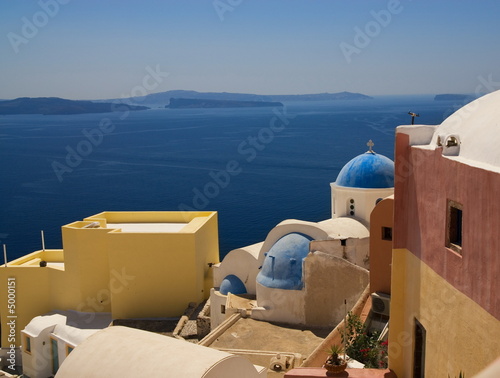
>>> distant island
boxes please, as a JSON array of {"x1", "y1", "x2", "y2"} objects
[
  {"x1": 434, "y1": 94, "x2": 474, "y2": 102},
  {"x1": 1, "y1": 91, "x2": 373, "y2": 114},
  {"x1": 102, "y1": 90, "x2": 373, "y2": 107},
  {"x1": 0, "y1": 97, "x2": 149, "y2": 115},
  {"x1": 167, "y1": 98, "x2": 284, "y2": 109}
]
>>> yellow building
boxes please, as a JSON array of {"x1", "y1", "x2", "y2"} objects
[{"x1": 0, "y1": 211, "x2": 219, "y2": 349}]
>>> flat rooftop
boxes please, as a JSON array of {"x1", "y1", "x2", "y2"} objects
[
  {"x1": 107, "y1": 223, "x2": 188, "y2": 233},
  {"x1": 210, "y1": 318, "x2": 330, "y2": 364}
]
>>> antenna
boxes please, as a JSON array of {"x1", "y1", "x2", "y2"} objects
[
  {"x1": 344, "y1": 298, "x2": 347, "y2": 362},
  {"x1": 408, "y1": 111, "x2": 420, "y2": 125},
  {"x1": 3, "y1": 245, "x2": 7, "y2": 267},
  {"x1": 41, "y1": 230, "x2": 46, "y2": 251}
]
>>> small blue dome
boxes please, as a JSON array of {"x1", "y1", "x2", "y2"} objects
[
  {"x1": 256, "y1": 233, "x2": 312, "y2": 291},
  {"x1": 336, "y1": 152, "x2": 394, "y2": 188},
  {"x1": 220, "y1": 275, "x2": 247, "y2": 295}
]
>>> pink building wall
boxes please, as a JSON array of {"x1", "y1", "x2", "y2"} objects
[{"x1": 394, "y1": 132, "x2": 499, "y2": 319}]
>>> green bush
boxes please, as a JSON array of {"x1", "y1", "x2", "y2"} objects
[{"x1": 341, "y1": 312, "x2": 388, "y2": 369}]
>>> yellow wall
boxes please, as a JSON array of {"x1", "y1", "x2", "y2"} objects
[
  {"x1": 106, "y1": 212, "x2": 219, "y2": 319},
  {"x1": 0, "y1": 267, "x2": 51, "y2": 347},
  {"x1": 389, "y1": 249, "x2": 500, "y2": 377},
  {"x1": 107, "y1": 232, "x2": 197, "y2": 318},
  {"x1": 0, "y1": 211, "x2": 219, "y2": 347},
  {"x1": 193, "y1": 213, "x2": 220, "y2": 299},
  {"x1": 59, "y1": 225, "x2": 113, "y2": 312}
]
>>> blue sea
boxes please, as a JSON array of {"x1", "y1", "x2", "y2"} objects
[{"x1": 0, "y1": 96, "x2": 460, "y2": 260}]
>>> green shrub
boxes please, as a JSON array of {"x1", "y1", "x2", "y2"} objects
[{"x1": 341, "y1": 312, "x2": 388, "y2": 369}]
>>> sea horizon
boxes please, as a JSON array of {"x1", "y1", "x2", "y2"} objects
[{"x1": 0, "y1": 95, "x2": 466, "y2": 261}]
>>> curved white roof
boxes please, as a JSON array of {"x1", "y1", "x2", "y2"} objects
[
  {"x1": 56, "y1": 326, "x2": 266, "y2": 378},
  {"x1": 318, "y1": 217, "x2": 370, "y2": 239},
  {"x1": 23, "y1": 310, "x2": 111, "y2": 346},
  {"x1": 431, "y1": 90, "x2": 500, "y2": 169}
]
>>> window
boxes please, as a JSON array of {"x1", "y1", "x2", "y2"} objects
[
  {"x1": 24, "y1": 335, "x2": 31, "y2": 354},
  {"x1": 66, "y1": 345, "x2": 74, "y2": 356},
  {"x1": 446, "y1": 200, "x2": 463, "y2": 254},
  {"x1": 51, "y1": 338, "x2": 59, "y2": 374},
  {"x1": 340, "y1": 239, "x2": 347, "y2": 247},
  {"x1": 348, "y1": 198, "x2": 355, "y2": 216},
  {"x1": 381, "y1": 227, "x2": 392, "y2": 241},
  {"x1": 413, "y1": 319, "x2": 426, "y2": 378}
]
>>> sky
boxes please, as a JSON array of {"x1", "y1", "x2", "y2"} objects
[{"x1": 1, "y1": 0, "x2": 500, "y2": 99}]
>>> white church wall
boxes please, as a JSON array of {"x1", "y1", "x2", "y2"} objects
[
  {"x1": 213, "y1": 242, "x2": 263, "y2": 294},
  {"x1": 331, "y1": 184, "x2": 393, "y2": 224}
]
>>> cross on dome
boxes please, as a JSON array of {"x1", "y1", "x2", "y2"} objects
[{"x1": 367, "y1": 139, "x2": 375, "y2": 153}]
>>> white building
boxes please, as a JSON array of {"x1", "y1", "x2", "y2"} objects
[
  {"x1": 21, "y1": 310, "x2": 111, "y2": 378},
  {"x1": 211, "y1": 143, "x2": 395, "y2": 328}
]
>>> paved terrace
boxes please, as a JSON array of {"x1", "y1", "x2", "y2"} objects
[
  {"x1": 202, "y1": 316, "x2": 330, "y2": 377},
  {"x1": 210, "y1": 317, "x2": 330, "y2": 356}
]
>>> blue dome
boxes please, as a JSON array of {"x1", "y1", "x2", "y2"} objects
[
  {"x1": 336, "y1": 152, "x2": 394, "y2": 188},
  {"x1": 256, "y1": 233, "x2": 312, "y2": 290},
  {"x1": 220, "y1": 275, "x2": 247, "y2": 295}
]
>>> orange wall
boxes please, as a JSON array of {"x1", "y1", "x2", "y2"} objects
[{"x1": 369, "y1": 197, "x2": 393, "y2": 294}]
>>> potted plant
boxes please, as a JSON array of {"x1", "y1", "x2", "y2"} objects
[
  {"x1": 341, "y1": 312, "x2": 388, "y2": 369},
  {"x1": 324, "y1": 344, "x2": 347, "y2": 373}
]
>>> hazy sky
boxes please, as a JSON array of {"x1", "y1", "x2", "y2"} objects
[{"x1": 1, "y1": 0, "x2": 500, "y2": 99}]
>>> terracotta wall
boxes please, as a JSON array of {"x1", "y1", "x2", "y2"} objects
[{"x1": 394, "y1": 131, "x2": 499, "y2": 319}]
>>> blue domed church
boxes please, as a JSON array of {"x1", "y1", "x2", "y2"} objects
[
  {"x1": 210, "y1": 142, "x2": 395, "y2": 327},
  {"x1": 331, "y1": 141, "x2": 394, "y2": 224}
]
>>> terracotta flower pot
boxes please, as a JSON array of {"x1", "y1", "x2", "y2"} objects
[{"x1": 323, "y1": 358, "x2": 347, "y2": 373}]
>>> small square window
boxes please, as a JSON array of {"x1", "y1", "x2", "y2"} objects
[
  {"x1": 340, "y1": 239, "x2": 347, "y2": 247},
  {"x1": 446, "y1": 200, "x2": 463, "y2": 254},
  {"x1": 381, "y1": 227, "x2": 392, "y2": 241}
]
